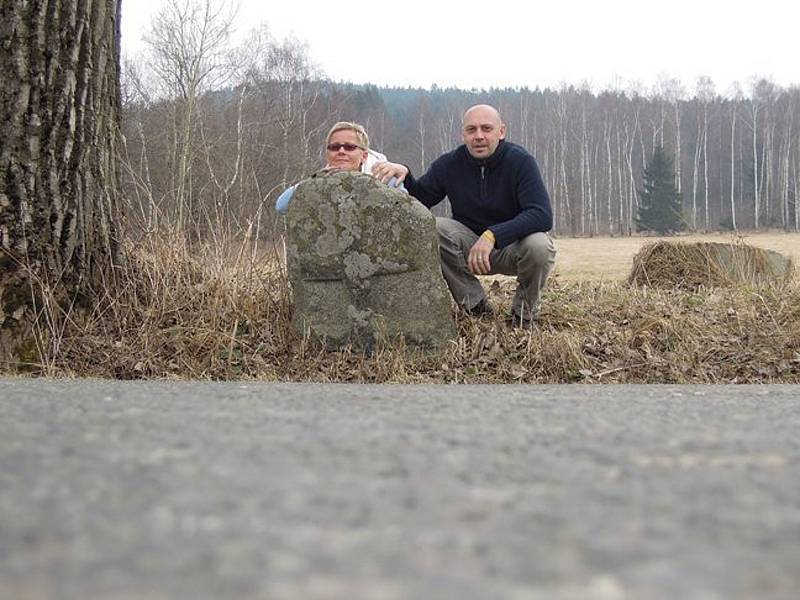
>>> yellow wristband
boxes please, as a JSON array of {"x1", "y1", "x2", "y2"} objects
[{"x1": 481, "y1": 230, "x2": 496, "y2": 245}]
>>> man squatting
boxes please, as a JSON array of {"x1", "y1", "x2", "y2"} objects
[{"x1": 374, "y1": 104, "x2": 556, "y2": 327}]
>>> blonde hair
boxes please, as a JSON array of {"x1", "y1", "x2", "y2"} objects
[{"x1": 326, "y1": 121, "x2": 369, "y2": 149}]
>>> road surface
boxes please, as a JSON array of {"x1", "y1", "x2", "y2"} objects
[{"x1": 1, "y1": 379, "x2": 799, "y2": 599}]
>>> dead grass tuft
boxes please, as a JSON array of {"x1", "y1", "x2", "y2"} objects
[
  {"x1": 27, "y1": 234, "x2": 293, "y2": 379},
  {"x1": 628, "y1": 240, "x2": 795, "y2": 290},
  {"x1": 7, "y1": 235, "x2": 800, "y2": 383}
]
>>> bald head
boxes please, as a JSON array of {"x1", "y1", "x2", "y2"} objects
[
  {"x1": 462, "y1": 104, "x2": 506, "y2": 159},
  {"x1": 462, "y1": 104, "x2": 503, "y2": 124}
]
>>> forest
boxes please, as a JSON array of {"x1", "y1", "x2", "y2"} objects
[{"x1": 119, "y1": 4, "x2": 800, "y2": 241}]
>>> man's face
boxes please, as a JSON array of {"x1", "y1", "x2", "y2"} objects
[
  {"x1": 462, "y1": 107, "x2": 506, "y2": 159},
  {"x1": 325, "y1": 129, "x2": 368, "y2": 171}
]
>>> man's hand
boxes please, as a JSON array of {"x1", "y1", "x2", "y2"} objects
[
  {"x1": 468, "y1": 235, "x2": 495, "y2": 275},
  {"x1": 372, "y1": 161, "x2": 409, "y2": 184}
]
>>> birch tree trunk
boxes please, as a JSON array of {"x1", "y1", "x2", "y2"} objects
[
  {"x1": 0, "y1": 0, "x2": 122, "y2": 362},
  {"x1": 145, "y1": 0, "x2": 234, "y2": 234},
  {"x1": 604, "y1": 118, "x2": 615, "y2": 234},
  {"x1": 750, "y1": 101, "x2": 760, "y2": 229},
  {"x1": 795, "y1": 161, "x2": 799, "y2": 233},
  {"x1": 674, "y1": 103, "x2": 682, "y2": 193},
  {"x1": 580, "y1": 107, "x2": 592, "y2": 235},
  {"x1": 730, "y1": 103, "x2": 738, "y2": 230},
  {"x1": 780, "y1": 132, "x2": 791, "y2": 229},
  {"x1": 554, "y1": 95, "x2": 572, "y2": 233},
  {"x1": 615, "y1": 123, "x2": 625, "y2": 235},
  {"x1": 417, "y1": 105, "x2": 427, "y2": 173},
  {"x1": 779, "y1": 102, "x2": 793, "y2": 230},
  {"x1": 762, "y1": 119, "x2": 775, "y2": 226},
  {"x1": 691, "y1": 126, "x2": 701, "y2": 230},
  {"x1": 702, "y1": 105, "x2": 709, "y2": 230},
  {"x1": 592, "y1": 143, "x2": 600, "y2": 235},
  {"x1": 519, "y1": 91, "x2": 530, "y2": 151}
]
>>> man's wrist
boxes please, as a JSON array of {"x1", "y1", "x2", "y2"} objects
[{"x1": 481, "y1": 229, "x2": 496, "y2": 246}]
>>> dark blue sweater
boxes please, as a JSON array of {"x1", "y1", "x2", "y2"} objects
[{"x1": 404, "y1": 140, "x2": 552, "y2": 249}]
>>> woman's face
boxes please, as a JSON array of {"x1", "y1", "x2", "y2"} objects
[{"x1": 325, "y1": 129, "x2": 368, "y2": 171}]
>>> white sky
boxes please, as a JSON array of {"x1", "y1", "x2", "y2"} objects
[{"x1": 121, "y1": 0, "x2": 798, "y2": 95}]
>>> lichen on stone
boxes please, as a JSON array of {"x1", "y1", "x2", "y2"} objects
[{"x1": 286, "y1": 169, "x2": 456, "y2": 349}]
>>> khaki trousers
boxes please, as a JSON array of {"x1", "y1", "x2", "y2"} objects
[{"x1": 436, "y1": 217, "x2": 556, "y2": 319}]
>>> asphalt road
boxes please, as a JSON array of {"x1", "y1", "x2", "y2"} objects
[{"x1": 1, "y1": 379, "x2": 799, "y2": 599}]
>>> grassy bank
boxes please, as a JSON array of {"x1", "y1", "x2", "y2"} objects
[{"x1": 9, "y1": 234, "x2": 799, "y2": 383}]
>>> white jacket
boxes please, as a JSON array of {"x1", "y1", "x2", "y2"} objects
[{"x1": 362, "y1": 148, "x2": 387, "y2": 175}]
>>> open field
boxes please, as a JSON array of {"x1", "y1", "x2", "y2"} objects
[{"x1": 551, "y1": 232, "x2": 800, "y2": 282}]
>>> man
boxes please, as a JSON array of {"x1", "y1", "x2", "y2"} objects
[{"x1": 373, "y1": 104, "x2": 556, "y2": 327}]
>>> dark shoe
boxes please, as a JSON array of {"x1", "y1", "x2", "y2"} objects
[
  {"x1": 508, "y1": 312, "x2": 538, "y2": 329},
  {"x1": 465, "y1": 299, "x2": 494, "y2": 317}
]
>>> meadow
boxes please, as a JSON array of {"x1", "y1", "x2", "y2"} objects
[
  {"x1": 551, "y1": 232, "x2": 800, "y2": 282},
  {"x1": 10, "y1": 232, "x2": 800, "y2": 384}
]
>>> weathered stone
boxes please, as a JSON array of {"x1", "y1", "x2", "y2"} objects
[{"x1": 286, "y1": 170, "x2": 456, "y2": 350}]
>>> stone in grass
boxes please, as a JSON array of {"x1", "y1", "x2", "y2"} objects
[{"x1": 286, "y1": 170, "x2": 455, "y2": 350}]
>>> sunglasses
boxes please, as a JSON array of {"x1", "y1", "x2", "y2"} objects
[{"x1": 326, "y1": 142, "x2": 363, "y2": 152}]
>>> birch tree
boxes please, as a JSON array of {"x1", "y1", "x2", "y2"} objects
[
  {"x1": 727, "y1": 84, "x2": 743, "y2": 230},
  {"x1": 695, "y1": 76, "x2": 715, "y2": 230},
  {"x1": 143, "y1": 0, "x2": 236, "y2": 233}
]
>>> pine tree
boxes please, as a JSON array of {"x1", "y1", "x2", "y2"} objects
[{"x1": 636, "y1": 147, "x2": 686, "y2": 234}]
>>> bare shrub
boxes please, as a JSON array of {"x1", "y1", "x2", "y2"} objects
[{"x1": 19, "y1": 234, "x2": 290, "y2": 379}]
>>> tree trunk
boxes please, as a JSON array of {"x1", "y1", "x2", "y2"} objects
[
  {"x1": 751, "y1": 102, "x2": 760, "y2": 229},
  {"x1": 730, "y1": 103, "x2": 738, "y2": 231},
  {"x1": 795, "y1": 159, "x2": 799, "y2": 233},
  {"x1": 764, "y1": 119, "x2": 776, "y2": 226},
  {"x1": 0, "y1": 0, "x2": 122, "y2": 363},
  {"x1": 578, "y1": 111, "x2": 587, "y2": 235},
  {"x1": 691, "y1": 107, "x2": 704, "y2": 231},
  {"x1": 604, "y1": 119, "x2": 614, "y2": 235},
  {"x1": 702, "y1": 105, "x2": 709, "y2": 230},
  {"x1": 673, "y1": 102, "x2": 682, "y2": 193}
]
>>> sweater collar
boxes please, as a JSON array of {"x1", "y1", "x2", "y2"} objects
[{"x1": 464, "y1": 139, "x2": 508, "y2": 168}]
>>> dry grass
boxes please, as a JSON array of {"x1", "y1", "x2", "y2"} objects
[
  {"x1": 553, "y1": 231, "x2": 800, "y2": 282},
  {"x1": 8, "y1": 233, "x2": 799, "y2": 384},
  {"x1": 628, "y1": 240, "x2": 795, "y2": 290}
]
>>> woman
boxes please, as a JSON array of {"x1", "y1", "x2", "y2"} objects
[{"x1": 275, "y1": 121, "x2": 403, "y2": 214}]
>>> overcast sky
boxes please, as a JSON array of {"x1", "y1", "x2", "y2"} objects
[{"x1": 121, "y1": 0, "x2": 797, "y2": 95}]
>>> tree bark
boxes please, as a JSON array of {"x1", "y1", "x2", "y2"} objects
[
  {"x1": 691, "y1": 119, "x2": 702, "y2": 230},
  {"x1": 0, "y1": 0, "x2": 122, "y2": 363},
  {"x1": 729, "y1": 103, "x2": 738, "y2": 230},
  {"x1": 750, "y1": 101, "x2": 760, "y2": 229},
  {"x1": 702, "y1": 104, "x2": 709, "y2": 230}
]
